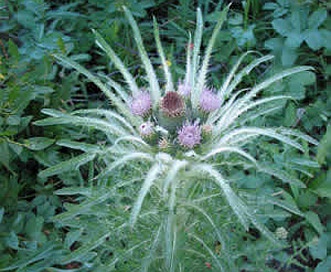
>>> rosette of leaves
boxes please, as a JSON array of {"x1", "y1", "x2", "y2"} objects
[{"x1": 35, "y1": 6, "x2": 318, "y2": 271}]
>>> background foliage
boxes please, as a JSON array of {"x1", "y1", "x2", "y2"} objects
[{"x1": 0, "y1": 0, "x2": 330, "y2": 271}]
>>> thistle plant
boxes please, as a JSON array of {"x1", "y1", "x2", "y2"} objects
[{"x1": 36, "y1": 5, "x2": 319, "y2": 271}]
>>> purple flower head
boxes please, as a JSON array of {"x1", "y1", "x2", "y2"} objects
[
  {"x1": 199, "y1": 88, "x2": 221, "y2": 113},
  {"x1": 178, "y1": 121, "x2": 201, "y2": 149},
  {"x1": 129, "y1": 91, "x2": 152, "y2": 116},
  {"x1": 177, "y1": 80, "x2": 191, "y2": 97},
  {"x1": 139, "y1": 121, "x2": 154, "y2": 137}
]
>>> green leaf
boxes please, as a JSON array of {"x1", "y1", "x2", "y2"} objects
[
  {"x1": 8, "y1": 39, "x2": 20, "y2": 63},
  {"x1": 0, "y1": 207, "x2": 3, "y2": 223},
  {"x1": 64, "y1": 229, "x2": 83, "y2": 249},
  {"x1": 305, "y1": 211, "x2": 324, "y2": 235},
  {"x1": 123, "y1": 7, "x2": 161, "y2": 106},
  {"x1": 25, "y1": 214, "x2": 45, "y2": 241},
  {"x1": 56, "y1": 139, "x2": 100, "y2": 153},
  {"x1": 305, "y1": 29, "x2": 323, "y2": 50},
  {"x1": 284, "y1": 32, "x2": 303, "y2": 48},
  {"x1": 317, "y1": 125, "x2": 331, "y2": 165},
  {"x1": 312, "y1": 170, "x2": 331, "y2": 198},
  {"x1": 53, "y1": 191, "x2": 111, "y2": 222},
  {"x1": 315, "y1": 256, "x2": 331, "y2": 272},
  {"x1": 24, "y1": 137, "x2": 55, "y2": 150},
  {"x1": 60, "y1": 230, "x2": 109, "y2": 264},
  {"x1": 55, "y1": 187, "x2": 92, "y2": 196},
  {"x1": 308, "y1": 8, "x2": 327, "y2": 29},
  {"x1": 272, "y1": 18, "x2": 292, "y2": 36},
  {"x1": 5, "y1": 231, "x2": 19, "y2": 250},
  {"x1": 281, "y1": 46, "x2": 298, "y2": 67},
  {"x1": 38, "y1": 153, "x2": 96, "y2": 178},
  {"x1": 0, "y1": 243, "x2": 56, "y2": 271},
  {"x1": 0, "y1": 142, "x2": 11, "y2": 171},
  {"x1": 6, "y1": 115, "x2": 20, "y2": 126},
  {"x1": 309, "y1": 234, "x2": 329, "y2": 260},
  {"x1": 320, "y1": 29, "x2": 331, "y2": 50}
]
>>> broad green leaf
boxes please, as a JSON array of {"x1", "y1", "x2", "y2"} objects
[
  {"x1": 272, "y1": 18, "x2": 292, "y2": 36},
  {"x1": 312, "y1": 170, "x2": 331, "y2": 198},
  {"x1": 321, "y1": 29, "x2": 331, "y2": 50},
  {"x1": 315, "y1": 256, "x2": 331, "y2": 272},
  {"x1": 0, "y1": 207, "x2": 3, "y2": 223},
  {"x1": 309, "y1": 234, "x2": 329, "y2": 260},
  {"x1": 287, "y1": 71, "x2": 315, "y2": 100},
  {"x1": 308, "y1": 8, "x2": 327, "y2": 29},
  {"x1": 305, "y1": 211, "x2": 324, "y2": 235},
  {"x1": 317, "y1": 125, "x2": 331, "y2": 165},
  {"x1": 25, "y1": 215, "x2": 45, "y2": 241},
  {"x1": 5, "y1": 231, "x2": 19, "y2": 250},
  {"x1": 284, "y1": 32, "x2": 303, "y2": 48},
  {"x1": 305, "y1": 29, "x2": 323, "y2": 50},
  {"x1": 281, "y1": 46, "x2": 298, "y2": 67}
]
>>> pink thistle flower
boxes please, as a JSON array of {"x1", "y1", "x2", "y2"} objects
[
  {"x1": 177, "y1": 80, "x2": 191, "y2": 97},
  {"x1": 199, "y1": 88, "x2": 221, "y2": 113},
  {"x1": 129, "y1": 91, "x2": 152, "y2": 116},
  {"x1": 178, "y1": 121, "x2": 201, "y2": 149}
]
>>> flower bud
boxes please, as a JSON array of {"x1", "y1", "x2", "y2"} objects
[
  {"x1": 139, "y1": 121, "x2": 154, "y2": 137},
  {"x1": 158, "y1": 91, "x2": 185, "y2": 132},
  {"x1": 160, "y1": 91, "x2": 185, "y2": 117}
]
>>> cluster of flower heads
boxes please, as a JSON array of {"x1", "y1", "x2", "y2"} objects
[{"x1": 130, "y1": 82, "x2": 221, "y2": 149}]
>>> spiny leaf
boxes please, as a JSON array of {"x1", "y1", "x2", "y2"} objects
[
  {"x1": 56, "y1": 139, "x2": 101, "y2": 153},
  {"x1": 96, "y1": 152, "x2": 154, "y2": 180},
  {"x1": 0, "y1": 243, "x2": 58, "y2": 271},
  {"x1": 93, "y1": 30, "x2": 140, "y2": 95},
  {"x1": 244, "y1": 66, "x2": 314, "y2": 102},
  {"x1": 60, "y1": 230, "x2": 110, "y2": 264},
  {"x1": 35, "y1": 115, "x2": 128, "y2": 137},
  {"x1": 130, "y1": 163, "x2": 162, "y2": 227},
  {"x1": 190, "y1": 8, "x2": 203, "y2": 88},
  {"x1": 38, "y1": 153, "x2": 96, "y2": 178},
  {"x1": 193, "y1": 5, "x2": 229, "y2": 110},
  {"x1": 53, "y1": 54, "x2": 131, "y2": 121},
  {"x1": 123, "y1": 7, "x2": 161, "y2": 107},
  {"x1": 216, "y1": 127, "x2": 305, "y2": 152},
  {"x1": 153, "y1": 17, "x2": 173, "y2": 93},
  {"x1": 201, "y1": 146, "x2": 257, "y2": 165},
  {"x1": 258, "y1": 164, "x2": 306, "y2": 188},
  {"x1": 53, "y1": 191, "x2": 112, "y2": 222}
]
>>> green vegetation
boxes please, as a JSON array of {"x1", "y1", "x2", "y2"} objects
[{"x1": 0, "y1": 0, "x2": 330, "y2": 271}]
